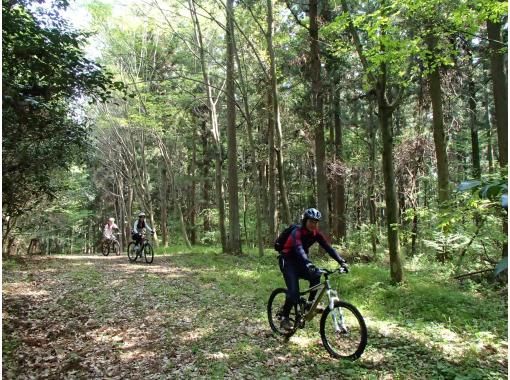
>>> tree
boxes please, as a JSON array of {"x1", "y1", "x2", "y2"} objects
[
  {"x1": 2, "y1": 0, "x2": 123, "y2": 246},
  {"x1": 285, "y1": 0, "x2": 330, "y2": 235},
  {"x1": 338, "y1": 0, "x2": 412, "y2": 282},
  {"x1": 486, "y1": 4, "x2": 507, "y2": 169},
  {"x1": 225, "y1": 0, "x2": 242, "y2": 254}
]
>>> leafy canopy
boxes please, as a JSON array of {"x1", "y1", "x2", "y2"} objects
[{"x1": 2, "y1": 0, "x2": 126, "y2": 218}]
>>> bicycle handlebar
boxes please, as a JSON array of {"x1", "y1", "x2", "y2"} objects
[{"x1": 317, "y1": 266, "x2": 348, "y2": 276}]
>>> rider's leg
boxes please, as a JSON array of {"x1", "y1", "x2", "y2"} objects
[
  {"x1": 301, "y1": 268, "x2": 321, "y2": 302},
  {"x1": 281, "y1": 259, "x2": 300, "y2": 319}
]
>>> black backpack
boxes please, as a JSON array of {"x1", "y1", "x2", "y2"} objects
[{"x1": 274, "y1": 224, "x2": 299, "y2": 253}]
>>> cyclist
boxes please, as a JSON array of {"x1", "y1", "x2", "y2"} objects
[
  {"x1": 132, "y1": 212, "x2": 154, "y2": 250},
  {"x1": 103, "y1": 217, "x2": 119, "y2": 243},
  {"x1": 278, "y1": 208, "x2": 348, "y2": 330}
]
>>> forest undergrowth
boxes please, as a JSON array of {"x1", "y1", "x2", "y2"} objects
[{"x1": 2, "y1": 249, "x2": 507, "y2": 379}]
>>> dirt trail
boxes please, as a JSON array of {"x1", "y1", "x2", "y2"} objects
[{"x1": 3, "y1": 255, "x2": 227, "y2": 379}]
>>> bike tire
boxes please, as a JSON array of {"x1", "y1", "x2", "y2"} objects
[
  {"x1": 267, "y1": 288, "x2": 298, "y2": 338},
  {"x1": 319, "y1": 300, "x2": 367, "y2": 360},
  {"x1": 112, "y1": 241, "x2": 120, "y2": 256},
  {"x1": 101, "y1": 242, "x2": 110, "y2": 256},
  {"x1": 127, "y1": 242, "x2": 137, "y2": 262},
  {"x1": 144, "y1": 243, "x2": 154, "y2": 264}
]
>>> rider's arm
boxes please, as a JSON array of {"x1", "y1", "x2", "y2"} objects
[
  {"x1": 133, "y1": 221, "x2": 138, "y2": 233},
  {"x1": 145, "y1": 223, "x2": 153, "y2": 233},
  {"x1": 316, "y1": 232, "x2": 346, "y2": 264},
  {"x1": 291, "y1": 229, "x2": 312, "y2": 266}
]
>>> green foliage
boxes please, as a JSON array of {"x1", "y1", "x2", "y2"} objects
[
  {"x1": 2, "y1": 0, "x2": 125, "y2": 219},
  {"x1": 457, "y1": 174, "x2": 508, "y2": 203}
]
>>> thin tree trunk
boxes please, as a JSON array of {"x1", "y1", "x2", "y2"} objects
[
  {"x1": 378, "y1": 95, "x2": 403, "y2": 283},
  {"x1": 189, "y1": 0, "x2": 227, "y2": 252},
  {"x1": 333, "y1": 86, "x2": 346, "y2": 241},
  {"x1": 201, "y1": 120, "x2": 212, "y2": 232},
  {"x1": 368, "y1": 103, "x2": 378, "y2": 256},
  {"x1": 487, "y1": 17, "x2": 508, "y2": 169},
  {"x1": 155, "y1": 135, "x2": 192, "y2": 249},
  {"x1": 427, "y1": 36, "x2": 450, "y2": 205},
  {"x1": 190, "y1": 129, "x2": 197, "y2": 245},
  {"x1": 160, "y1": 166, "x2": 169, "y2": 247},
  {"x1": 267, "y1": 0, "x2": 291, "y2": 225},
  {"x1": 267, "y1": 89, "x2": 277, "y2": 239},
  {"x1": 468, "y1": 80, "x2": 481, "y2": 179},
  {"x1": 225, "y1": 0, "x2": 241, "y2": 254},
  {"x1": 309, "y1": 0, "x2": 329, "y2": 235},
  {"x1": 484, "y1": 79, "x2": 495, "y2": 174},
  {"x1": 234, "y1": 20, "x2": 264, "y2": 256}
]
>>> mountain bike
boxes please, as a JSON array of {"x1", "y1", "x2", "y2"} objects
[
  {"x1": 101, "y1": 234, "x2": 120, "y2": 256},
  {"x1": 127, "y1": 231, "x2": 154, "y2": 264},
  {"x1": 267, "y1": 266, "x2": 367, "y2": 360}
]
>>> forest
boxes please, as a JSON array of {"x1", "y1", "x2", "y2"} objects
[{"x1": 2, "y1": 0, "x2": 508, "y2": 378}]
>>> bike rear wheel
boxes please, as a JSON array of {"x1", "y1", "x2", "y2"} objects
[
  {"x1": 127, "y1": 242, "x2": 137, "y2": 262},
  {"x1": 144, "y1": 243, "x2": 153, "y2": 263},
  {"x1": 319, "y1": 300, "x2": 367, "y2": 360},
  {"x1": 101, "y1": 242, "x2": 110, "y2": 256},
  {"x1": 267, "y1": 288, "x2": 299, "y2": 338}
]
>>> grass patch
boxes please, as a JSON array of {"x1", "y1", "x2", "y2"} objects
[{"x1": 2, "y1": 249, "x2": 507, "y2": 379}]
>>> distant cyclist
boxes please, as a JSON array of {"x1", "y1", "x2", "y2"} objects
[
  {"x1": 103, "y1": 217, "x2": 119, "y2": 243},
  {"x1": 132, "y1": 212, "x2": 154, "y2": 249},
  {"x1": 278, "y1": 208, "x2": 348, "y2": 330}
]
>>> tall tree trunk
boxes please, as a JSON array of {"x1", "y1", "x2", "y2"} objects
[
  {"x1": 190, "y1": 129, "x2": 197, "y2": 245},
  {"x1": 234, "y1": 22, "x2": 264, "y2": 256},
  {"x1": 225, "y1": 0, "x2": 241, "y2": 254},
  {"x1": 309, "y1": 0, "x2": 329, "y2": 234},
  {"x1": 267, "y1": 0, "x2": 291, "y2": 225},
  {"x1": 189, "y1": 0, "x2": 227, "y2": 252},
  {"x1": 267, "y1": 89, "x2": 277, "y2": 239},
  {"x1": 378, "y1": 92, "x2": 403, "y2": 283},
  {"x1": 487, "y1": 17, "x2": 507, "y2": 260},
  {"x1": 483, "y1": 77, "x2": 495, "y2": 174},
  {"x1": 333, "y1": 85, "x2": 346, "y2": 241},
  {"x1": 201, "y1": 119, "x2": 212, "y2": 232},
  {"x1": 487, "y1": 17, "x2": 508, "y2": 169},
  {"x1": 468, "y1": 79, "x2": 481, "y2": 179},
  {"x1": 160, "y1": 166, "x2": 169, "y2": 247},
  {"x1": 427, "y1": 36, "x2": 450, "y2": 205},
  {"x1": 368, "y1": 103, "x2": 378, "y2": 256}
]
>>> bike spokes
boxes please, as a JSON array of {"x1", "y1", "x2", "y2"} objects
[
  {"x1": 144, "y1": 243, "x2": 153, "y2": 263},
  {"x1": 267, "y1": 288, "x2": 298, "y2": 337},
  {"x1": 127, "y1": 242, "x2": 137, "y2": 262},
  {"x1": 320, "y1": 301, "x2": 367, "y2": 360},
  {"x1": 101, "y1": 242, "x2": 109, "y2": 256}
]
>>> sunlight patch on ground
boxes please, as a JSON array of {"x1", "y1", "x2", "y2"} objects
[
  {"x1": 181, "y1": 328, "x2": 208, "y2": 342},
  {"x1": 424, "y1": 322, "x2": 459, "y2": 343},
  {"x1": 205, "y1": 351, "x2": 230, "y2": 360},
  {"x1": 289, "y1": 335, "x2": 315, "y2": 348},
  {"x1": 232, "y1": 269, "x2": 259, "y2": 280},
  {"x1": 3, "y1": 282, "x2": 50, "y2": 298}
]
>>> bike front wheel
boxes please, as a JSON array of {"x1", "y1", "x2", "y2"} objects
[
  {"x1": 111, "y1": 241, "x2": 120, "y2": 256},
  {"x1": 101, "y1": 242, "x2": 110, "y2": 256},
  {"x1": 267, "y1": 288, "x2": 298, "y2": 338},
  {"x1": 127, "y1": 242, "x2": 137, "y2": 262},
  {"x1": 319, "y1": 300, "x2": 367, "y2": 360},
  {"x1": 144, "y1": 243, "x2": 153, "y2": 263}
]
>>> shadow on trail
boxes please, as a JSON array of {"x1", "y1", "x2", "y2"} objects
[{"x1": 2, "y1": 254, "x2": 507, "y2": 379}]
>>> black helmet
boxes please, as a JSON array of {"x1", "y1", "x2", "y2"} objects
[{"x1": 303, "y1": 208, "x2": 322, "y2": 221}]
